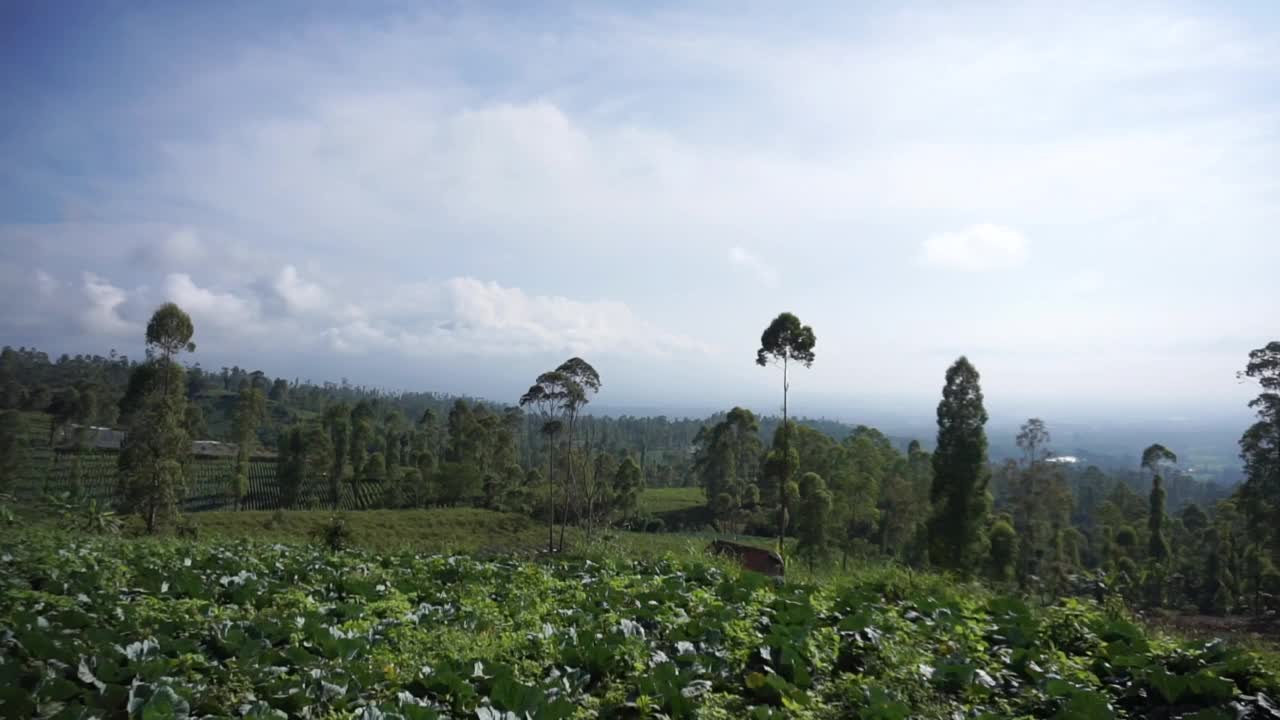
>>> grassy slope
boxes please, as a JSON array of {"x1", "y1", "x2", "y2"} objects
[
  {"x1": 189, "y1": 506, "x2": 776, "y2": 561},
  {"x1": 637, "y1": 486, "x2": 705, "y2": 514}
]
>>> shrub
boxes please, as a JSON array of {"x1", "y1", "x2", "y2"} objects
[{"x1": 314, "y1": 513, "x2": 354, "y2": 552}]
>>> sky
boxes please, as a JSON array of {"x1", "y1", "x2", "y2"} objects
[{"x1": 1, "y1": 1, "x2": 1277, "y2": 428}]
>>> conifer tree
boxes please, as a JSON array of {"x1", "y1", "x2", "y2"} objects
[{"x1": 926, "y1": 356, "x2": 990, "y2": 573}]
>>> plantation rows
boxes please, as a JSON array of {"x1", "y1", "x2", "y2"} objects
[
  {"x1": 3, "y1": 535, "x2": 1278, "y2": 719},
  {"x1": 14, "y1": 449, "x2": 387, "y2": 513}
]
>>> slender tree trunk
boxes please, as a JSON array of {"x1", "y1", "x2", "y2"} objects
[
  {"x1": 779, "y1": 355, "x2": 789, "y2": 559},
  {"x1": 559, "y1": 416, "x2": 576, "y2": 552},
  {"x1": 547, "y1": 433, "x2": 555, "y2": 554}
]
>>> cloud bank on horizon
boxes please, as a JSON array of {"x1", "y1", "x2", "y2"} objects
[{"x1": 1, "y1": 1, "x2": 1276, "y2": 420}]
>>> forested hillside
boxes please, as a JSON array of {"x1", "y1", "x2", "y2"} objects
[{"x1": 1, "y1": 306, "x2": 1277, "y2": 623}]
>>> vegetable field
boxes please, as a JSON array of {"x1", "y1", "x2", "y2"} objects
[{"x1": 3, "y1": 534, "x2": 1278, "y2": 719}]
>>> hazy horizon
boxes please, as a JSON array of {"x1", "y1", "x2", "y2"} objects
[{"x1": 3, "y1": 2, "x2": 1276, "y2": 427}]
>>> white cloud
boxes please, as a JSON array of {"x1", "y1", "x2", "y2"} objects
[
  {"x1": 920, "y1": 224, "x2": 1029, "y2": 271},
  {"x1": 273, "y1": 265, "x2": 330, "y2": 314},
  {"x1": 64, "y1": 264, "x2": 711, "y2": 361},
  {"x1": 319, "y1": 276, "x2": 710, "y2": 359},
  {"x1": 164, "y1": 273, "x2": 261, "y2": 332},
  {"x1": 80, "y1": 272, "x2": 136, "y2": 337},
  {"x1": 2, "y1": 3, "x2": 1277, "y2": 413},
  {"x1": 728, "y1": 247, "x2": 779, "y2": 287}
]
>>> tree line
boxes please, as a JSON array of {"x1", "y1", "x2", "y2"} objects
[
  {"x1": 688, "y1": 312, "x2": 1277, "y2": 615},
  {"x1": 1, "y1": 304, "x2": 1276, "y2": 617}
]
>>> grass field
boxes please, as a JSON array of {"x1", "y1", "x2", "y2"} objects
[
  {"x1": 637, "y1": 485, "x2": 705, "y2": 514},
  {"x1": 178, "y1": 507, "x2": 777, "y2": 563}
]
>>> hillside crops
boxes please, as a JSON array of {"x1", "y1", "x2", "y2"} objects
[
  {"x1": 13, "y1": 445, "x2": 382, "y2": 514},
  {"x1": 3, "y1": 535, "x2": 1278, "y2": 719}
]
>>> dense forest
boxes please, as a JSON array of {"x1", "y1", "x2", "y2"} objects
[{"x1": 1, "y1": 304, "x2": 1277, "y2": 619}]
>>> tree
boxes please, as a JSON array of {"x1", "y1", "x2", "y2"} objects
[
  {"x1": 145, "y1": 302, "x2": 196, "y2": 362},
  {"x1": 927, "y1": 356, "x2": 991, "y2": 573},
  {"x1": 1238, "y1": 341, "x2": 1280, "y2": 554},
  {"x1": 278, "y1": 428, "x2": 303, "y2": 508},
  {"x1": 277, "y1": 423, "x2": 332, "y2": 509},
  {"x1": 988, "y1": 517, "x2": 1018, "y2": 582},
  {"x1": 0, "y1": 410, "x2": 28, "y2": 495},
  {"x1": 1148, "y1": 475, "x2": 1170, "y2": 562},
  {"x1": 795, "y1": 472, "x2": 833, "y2": 572},
  {"x1": 554, "y1": 357, "x2": 600, "y2": 550},
  {"x1": 384, "y1": 410, "x2": 406, "y2": 477},
  {"x1": 48, "y1": 387, "x2": 80, "y2": 447},
  {"x1": 761, "y1": 423, "x2": 800, "y2": 557},
  {"x1": 145, "y1": 303, "x2": 195, "y2": 398},
  {"x1": 613, "y1": 455, "x2": 642, "y2": 522},
  {"x1": 1007, "y1": 419, "x2": 1073, "y2": 586},
  {"x1": 1016, "y1": 418, "x2": 1051, "y2": 466},
  {"x1": 269, "y1": 378, "x2": 289, "y2": 403},
  {"x1": 755, "y1": 312, "x2": 816, "y2": 428},
  {"x1": 117, "y1": 384, "x2": 190, "y2": 532},
  {"x1": 183, "y1": 405, "x2": 208, "y2": 440},
  {"x1": 1141, "y1": 443, "x2": 1177, "y2": 477},
  {"x1": 117, "y1": 305, "x2": 195, "y2": 533},
  {"x1": 231, "y1": 387, "x2": 266, "y2": 510},
  {"x1": 693, "y1": 407, "x2": 762, "y2": 526},
  {"x1": 521, "y1": 371, "x2": 572, "y2": 553},
  {"x1": 348, "y1": 401, "x2": 375, "y2": 507},
  {"x1": 322, "y1": 404, "x2": 351, "y2": 509}
]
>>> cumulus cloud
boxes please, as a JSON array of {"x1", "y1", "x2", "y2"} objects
[
  {"x1": 2, "y1": 3, "x2": 1277, "y2": 410},
  {"x1": 164, "y1": 273, "x2": 261, "y2": 332},
  {"x1": 80, "y1": 273, "x2": 137, "y2": 337},
  {"x1": 60, "y1": 264, "x2": 711, "y2": 361},
  {"x1": 318, "y1": 276, "x2": 709, "y2": 358},
  {"x1": 728, "y1": 247, "x2": 779, "y2": 287},
  {"x1": 273, "y1": 265, "x2": 330, "y2": 314},
  {"x1": 920, "y1": 224, "x2": 1029, "y2": 271}
]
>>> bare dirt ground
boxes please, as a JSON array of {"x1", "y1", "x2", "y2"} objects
[{"x1": 1141, "y1": 611, "x2": 1280, "y2": 649}]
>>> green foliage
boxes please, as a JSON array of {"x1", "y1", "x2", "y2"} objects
[
  {"x1": 612, "y1": 455, "x2": 642, "y2": 520},
  {"x1": 756, "y1": 312, "x2": 817, "y2": 371},
  {"x1": 694, "y1": 407, "x2": 762, "y2": 528},
  {"x1": 928, "y1": 356, "x2": 991, "y2": 574},
  {"x1": 313, "y1": 513, "x2": 354, "y2": 551},
  {"x1": 756, "y1": 311, "x2": 816, "y2": 425},
  {"x1": 1149, "y1": 475, "x2": 1170, "y2": 563},
  {"x1": 795, "y1": 472, "x2": 833, "y2": 571},
  {"x1": 117, "y1": 385, "x2": 190, "y2": 534},
  {"x1": 44, "y1": 492, "x2": 124, "y2": 534},
  {"x1": 987, "y1": 518, "x2": 1018, "y2": 582},
  {"x1": 761, "y1": 424, "x2": 800, "y2": 556},
  {"x1": 1141, "y1": 443, "x2": 1178, "y2": 474},
  {"x1": 1, "y1": 532, "x2": 1276, "y2": 719},
  {"x1": 144, "y1": 302, "x2": 196, "y2": 361},
  {"x1": 1238, "y1": 341, "x2": 1280, "y2": 553},
  {"x1": 0, "y1": 409, "x2": 28, "y2": 494}
]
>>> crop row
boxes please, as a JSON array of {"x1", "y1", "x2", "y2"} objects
[
  {"x1": 2, "y1": 534, "x2": 1277, "y2": 719},
  {"x1": 13, "y1": 450, "x2": 385, "y2": 513}
]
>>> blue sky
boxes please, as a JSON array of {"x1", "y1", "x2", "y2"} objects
[{"x1": 1, "y1": 1, "x2": 1277, "y2": 425}]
